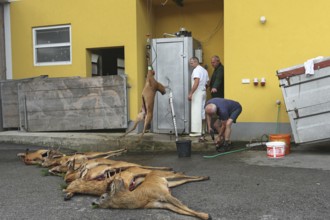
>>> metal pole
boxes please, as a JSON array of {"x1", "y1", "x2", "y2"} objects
[{"x1": 169, "y1": 90, "x2": 178, "y2": 141}]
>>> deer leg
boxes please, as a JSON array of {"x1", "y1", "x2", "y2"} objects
[
  {"x1": 122, "y1": 111, "x2": 145, "y2": 138},
  {"x1": 63, "y1": 191, "x2": 74, "y2": 201},
  {"x1": 163, "y1": 172, "x2": 209, "y2": 180},
  {"x1": 165, "y1": 195, "x2": 211, "y2": 220},
  {"x1": 157, "y1": 82, "x2": 166, "y2": 95},
  {"x1": 85, "y1": 149, "x2": 126, "y2": 160},
  {"x1": 149, "y1": 171, "x2": 209, "y2": 183},
  {"x1": 139, "y1": 165, "x2": 173, "y2": 171},
  {"x1": 167, "y1": 176, "x2": 209, "y2": 188},
  {"x1": 86, "y1": 149, "x2": 127, "y2": 159},
  {"x1": 103, "y1": 149, "x2": 128, "y2": 159},
  {"x1": 147, "y1": 201, "x2": 196, "y2": 216},
  {"x1": 147, "y1": 201, "x2": 210, "y2": 220},
  {"x1": 137, "y1": 110, "x2": 152, "y2": 142}
]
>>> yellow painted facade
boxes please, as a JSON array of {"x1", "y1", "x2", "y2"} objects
[
  {"x1": 8, "y1": 0, "x2": 330, "y2": 126},
  {"x1": 10, "y1": 0, "x2": 144, "y2": 118},
  {"x1": 225, "y1": 0, "x2": 330, "y2": 124}
]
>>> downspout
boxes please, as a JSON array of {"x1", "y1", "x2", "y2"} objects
[{"x1": 3, "y1": 2, "x2": 12, "y2": 79}]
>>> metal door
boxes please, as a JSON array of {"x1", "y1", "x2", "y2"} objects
[{"x1": 151, "y1": 37, "x2": 194, "y2": 134}]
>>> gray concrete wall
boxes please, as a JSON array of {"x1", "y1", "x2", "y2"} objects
[{"x1": 231, "y1": 122, "x2": 292, "y2": 142}]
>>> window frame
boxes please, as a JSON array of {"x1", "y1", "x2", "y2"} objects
[{"x1": 32, "y1": 24, "x2": 72, "y2": 66}]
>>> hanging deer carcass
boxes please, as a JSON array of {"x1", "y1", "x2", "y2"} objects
[{"x1": 122, "y1": 70, "x2": 166, "y2": 142}]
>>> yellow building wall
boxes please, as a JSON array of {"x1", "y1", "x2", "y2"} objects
[
  {"x1": 152, "y1": 0, "x2": 224, "y2": 94},
  {"x1": 225, "y1": 0, "x2": 330, "y2": 123},
  {"x1": 12, "y1": 0, "x2": 330, "y2": 127},
  {"x1": 9, "y1": 0, "x2": 145, "y2": 119}
]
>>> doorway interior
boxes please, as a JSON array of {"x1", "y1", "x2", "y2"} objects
[{"x1": 88, "y1": 46, "x2": 125, "y2": 76}]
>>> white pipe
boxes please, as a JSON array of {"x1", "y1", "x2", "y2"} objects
[
  {"x1": 4, "y1": 3, "x2": 12, "y2": 79},
  {"x1": 163, "y1": 33, "x2": 176, "y2": 38},
  {"x1": 169, "y1": 90, "x2": 178, "y2": 141}
]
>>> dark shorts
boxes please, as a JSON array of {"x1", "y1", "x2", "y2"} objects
[{"x1": 229, "y1": 106, "x2": 242, "y2": 123}]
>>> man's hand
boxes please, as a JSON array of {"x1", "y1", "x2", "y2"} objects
[
  {"x1": 209, "y1": 128, "x2": 215, "y2": 141},
  {"x1": 211, "y1": 88, "x2": 218, "y2": 93},
  {"x1": 216, "y1": 134, "x2": 224, "y2": 146},
  {"x1": 188, "y1": 93, "x2": 192, "y2": 101}
]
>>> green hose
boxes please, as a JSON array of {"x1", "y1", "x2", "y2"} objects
[{"x1": 203, "y1": 147, "x2": 248, "y2": 159}]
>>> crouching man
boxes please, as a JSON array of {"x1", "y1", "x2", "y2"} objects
[{"x1": 205, "y1": 98, "x2": 242, "y2": 152}]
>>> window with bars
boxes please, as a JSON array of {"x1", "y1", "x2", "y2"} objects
[{"x1": 33, "y1": 25, "x2": 72, "y2": 66}]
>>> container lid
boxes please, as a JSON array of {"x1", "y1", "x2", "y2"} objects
[
  {"x1": 266, "y1": 141, "x2": 285, "y2": 147},
  {"x1": 276, "y1": 57, "x2": 330, "y2": 79}
]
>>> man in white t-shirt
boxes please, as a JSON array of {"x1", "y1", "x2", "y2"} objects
[{"x1": 188, "y1": 57, "x2": 209, "y2": 140}]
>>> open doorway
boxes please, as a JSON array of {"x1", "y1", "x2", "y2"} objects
[{"x1": 88, "y1": 46, "x2": 125, "y2": 76}]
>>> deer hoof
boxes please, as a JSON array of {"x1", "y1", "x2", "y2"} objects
[{"x1": 63, "y1": 193, "x2": 72, "y2": 201}]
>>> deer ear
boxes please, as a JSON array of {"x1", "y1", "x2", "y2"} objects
[
  {"x1": 17, "y1": 153, "x2": 26, "y2": 159},
  {"x1": 111, "y1": 181, "x2": 116, "y2": 192},
  {"x1": 105, "y1": 169, "x2": 115, "y2": 181},
  {"x1": 80, "y1": 168, "x2": 88, "y2": 179},
  {"x1": 41, "y1": 151, "x2": 48, "y2": 158}
]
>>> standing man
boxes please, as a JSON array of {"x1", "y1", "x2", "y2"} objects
[
  {"x1": 210, "y1": 55, "x2": 224, "y2": 98},
  {"x1": 205, "y1": 98, "x2": 242, "y2": 152},
  {"x1": 188, "y1": 57, "x2": 209, "y2": 139}
]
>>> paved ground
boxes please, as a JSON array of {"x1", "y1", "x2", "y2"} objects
[{"x1": 1, "y1": 141, "x2": 330, "y2": 220}]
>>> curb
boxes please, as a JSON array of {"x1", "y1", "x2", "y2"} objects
[{"x1": 0, "y1": 131, "x2": 218, "y2": 152}]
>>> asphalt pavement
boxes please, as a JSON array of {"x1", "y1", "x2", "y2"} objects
[{"x1": 1, "y1": 140, "x2": 330, "y2": 220}]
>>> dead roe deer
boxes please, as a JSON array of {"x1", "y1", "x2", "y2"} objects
[
  {"x1": 63, "y1": 167, "x2": 209, "y2": 200},
  {"x1": 92, "y1": 171, "x2": 211, "y2": 220}
]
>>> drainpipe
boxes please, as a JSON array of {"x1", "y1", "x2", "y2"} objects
[
  {"x1": 3, "y1": 2, "x2": 12, "y2": 80},
  {"x1": 0, "y1": 0, "x2": 12, "y2": 80}
]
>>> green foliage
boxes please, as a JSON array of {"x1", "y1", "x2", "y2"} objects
[
  {"x1": 40, "y1": 169, "x2": 50, "y2": 176},
  {"x1": 60, "y1": 182, "x2": 68, "y2": 190}
]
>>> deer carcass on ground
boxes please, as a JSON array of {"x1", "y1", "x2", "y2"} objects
[
  {"x1": 63, "y1": 169, "x2": 114, "y2": 201},
  {"x1": 17, "y1": 149, "x2": 52, "y2": 165},
  {"x1": 48, "y1": 149, "x2": 127, "y2": 176},
  {"x1": 79, "y1": 161, "x2": 172, "y2": 181},
  {"x1": 63, "y1": 166, "x2": 209, "y2": 200},
  {"x1": 92, "y1": 171, "x2": 211, "y2": 220}
]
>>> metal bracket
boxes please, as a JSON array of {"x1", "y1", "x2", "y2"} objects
[
  {"x1": 285, "y1": 77, "x2": 291, "y2": 86},
  {"x1": 294, "y1": 108, "x2": 299, "y2": 118}
]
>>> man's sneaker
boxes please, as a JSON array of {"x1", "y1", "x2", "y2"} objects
[
  {"x1": 223, "y1": 141, "x2": 231, "y2": 152},
  {"x1": 216, "y1": 144, "x2": 225, "y2": 152}
]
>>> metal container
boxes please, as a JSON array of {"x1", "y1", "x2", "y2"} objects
[
  {"x1": 151, "y1": 37, "x2": 200, "y2": 134},
  {"x1": 277, "y1": 57, "x2": 330, "y2": 144}
]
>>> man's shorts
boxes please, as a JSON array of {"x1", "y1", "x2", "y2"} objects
[{"x1": 229, "y1": 106, "x2": 242, "y2": 123}]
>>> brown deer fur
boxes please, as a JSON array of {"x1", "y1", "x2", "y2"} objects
[
  {"x1": 92, "y1": 171, "x2": 211, "y2": 220},
  {"x1": 17, "y1": 149, "x2": 51, "y2": 165},
  {"x1": 48, "y1": 149, "x2": 127, "y2": 176},
  {"x1": 79, "y1": 162, "x2": 172, "y2": 181},
  {"x1": 122, "y1": 70, "x2": 166, "y2": 141},
  {"x1": 64, "y1": 167, "x2": 208, "y2": 201},
  {"x1": 64, "y1": 159, "x2": 172, "y2": 183}
]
